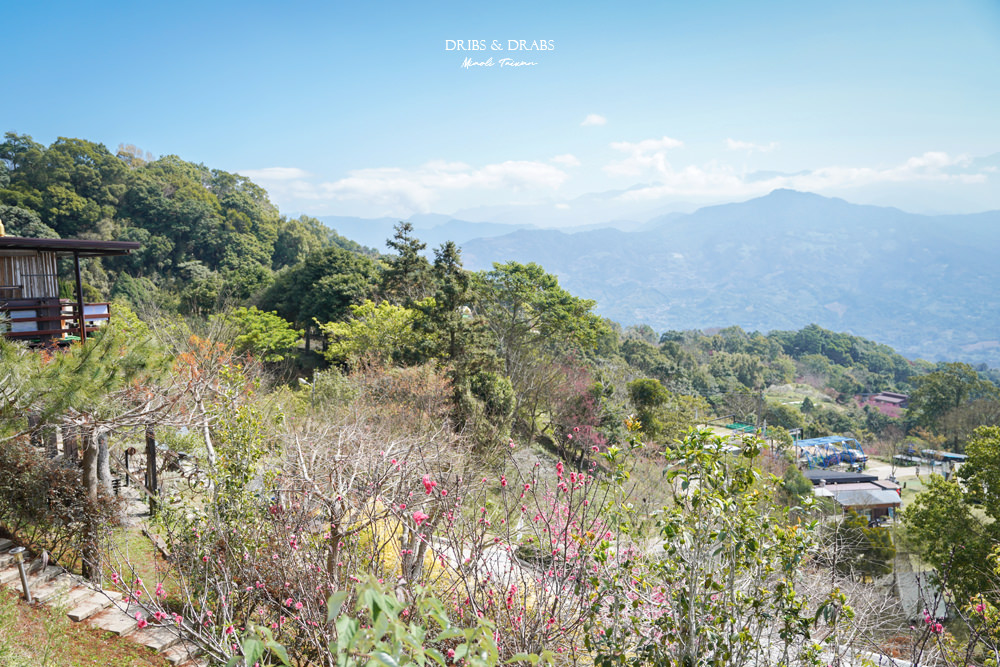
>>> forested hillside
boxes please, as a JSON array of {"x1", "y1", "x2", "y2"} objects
[
  {"x1": 461, "y1": 189, "x2": 1000, "y2": 366},
  {"x1": 3, "y1": 132, "x2": 1000, "y2": 666},
  {"x1": 0, "y1": 133, "x2": 372, "y2": 315},
  {"x1": 3, "y1": 132, "x2": 998, "y2": 447}
]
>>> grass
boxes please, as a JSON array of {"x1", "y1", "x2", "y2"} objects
[
  {"x1": 898, "y1": 475, "x2": 927, "y2": 507},
  {"x1": 765, "y1": 382, "x2": 837, "y2": 407},
  {"x1": 105, "y1": 516, "x2": 192, "y2": 614},
  {"x1": 0, "y1": 588, "x2": 173, "y2": 667}
]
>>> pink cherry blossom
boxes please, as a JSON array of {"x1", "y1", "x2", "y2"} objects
[{"x1": 422, "y1": 475, "x2": 437, "y2": 494}]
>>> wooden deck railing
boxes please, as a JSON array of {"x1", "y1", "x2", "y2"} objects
[{"x1": 1, "y1": 299, "x2": 111, "y2": 342}]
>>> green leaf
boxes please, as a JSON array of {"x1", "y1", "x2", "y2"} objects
[
  {"x1": 434, "y1": 627, "x2": 464, "y2": 641},
  {"x1": 373, "y1": 651, "x2": 401, "y2": 667},
  {"x1": 337, "y1": 616, "x2": 359, "y2": 652},
  {"x1": 328, "y1": 590, "x2": 349, "y2": 622},
  {"x1": 238, "y1": 637, "x2": 265, "y2": 665},
  {"x1": 425, "y1": 647, "x2": 447, "y2": 666},
  {"x1": 265, "y1": 639, "x2": 293, "y2": 666}
]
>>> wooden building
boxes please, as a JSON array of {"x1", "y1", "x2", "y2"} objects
[
  {"x1": 0, "y1": 236, "x2": 140, "y2": 345},
  {"x1": 871, "y1": 391, "x2": 909, "y2": 408}
]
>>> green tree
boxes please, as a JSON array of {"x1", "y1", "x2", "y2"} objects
[
  {"x1": 825, "y1": 512, "x2": 895, "y2": 580},
  {"x1": 0, "y1": 204, "x2": 59, "y2": 238},
  {"x1": 259, "y1": 246, "x2": 379, "y2": 346},
  {"x1": 220, "y1": 307, "x2": 303, "y2": 363},
  {"x1": 272, "y1": 215, "x2": 331, "y2": 269},
  {"x1": 474, "y1": 261, "x2": 602, "y2": 373},
  {"x1": 902, "y1": 473, "x2": 995, "y2": 604},
  {"x1": 473, "y1": 262, "x2": 605, "y2": 435},
  {"x1": 382, "y1": 221, "x2": 432, "y2": 305},
  {"x1": 623, "y1": 323, "x2": 657, "y2": 344},
  {"x1": 764, "y1": 401, "x2": 805, "y2": 430},
  {"x1": 781, "y1": 462, "x2": 812, "y2": 500},
  {"x1": 627, "y1": 377, "x2": 669, "y2": 439},
  {"x1": 908, "y1": 363, "x2": 999, "y2": 441},
  {"x1": 622, "y1": 338, "x2": 683, "y2": 390},
  {"x1": 589, "y1": 429, "x2": 840, "y2": 666},
  {"x1": 938, "y1": 399, "x2": 1000, "y2": 453},
  {"x1": 957, "y1": 426, "x2": 1000, "y2": 520},
  {"x1": 0, "y1": 133, "x2": 47, "y2": 211},
  {"x1": 39, "y1": 137, "x2": 128, "y2": 236},
  {"x1": 425, "y1": 240, "x2": 473, "y2": 361},
  {"x1": 319, "y1": 299, "x2": 428, "y2": 368}
]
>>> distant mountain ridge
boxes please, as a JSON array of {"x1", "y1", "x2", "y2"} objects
[
  {"x1": 457, "y1": 190, "x2": 1000, "y2": 366},
  {"x1": 320, "y1": 190, "x2": 1000, "y2": 366},
  {"x1": 316, "y1": 215, "x2": 537, "y2": 251}
]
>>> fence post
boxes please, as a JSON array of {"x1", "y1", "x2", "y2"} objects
[
  {"x1": 27, "y1": 412, "x2": 41, "y2": 448},
  {"x1": 124, "y1": 447, "x2": 135, "y2": 487},
  {"x1": 145, "y1": 425, "x2": 158, "y2": 516},
  {"x1": 44, "y1": 424, "x2": 58, "y2": 459},
  {"x1": 63, "y1": 425, "x2": 79, "y2": 464}
]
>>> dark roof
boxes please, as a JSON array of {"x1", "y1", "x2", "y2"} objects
[
  {"x1": 0, "y1": 236, "x2": 140, "y2": 257},
  {"x1": 876, "y1": 392, "x2": 909, "y2": 400},
  {"x1": 872, "y1": 396, "x2": 905, "y2": 405},
  {"x1": 804, "y1": 470, "x2": 877, "y2": 485}
]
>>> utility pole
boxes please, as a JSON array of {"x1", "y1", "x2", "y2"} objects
[{"x1": 754, "y1": 387, "x2": 764, "y2": 433}]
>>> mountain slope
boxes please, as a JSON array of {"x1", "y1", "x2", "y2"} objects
[
  {"x1": 316, "y1": 215, "x2": 535, "y2": 251},
  {"x1": 460, "y1": 190, "x2": 1000, "y2": 365}
]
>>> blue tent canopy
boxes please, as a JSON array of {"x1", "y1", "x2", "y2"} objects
[
  {"x1": 795, "y1": 435, "x2": 867, "y2": 469},
  {"x1": 796, "y1": 436, "x2": 861, "y2": 448}
]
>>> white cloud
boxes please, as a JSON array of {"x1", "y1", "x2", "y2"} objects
[
  {"x1": 726, "y1": 138, "x2": 778, "y2": 153},
  {"x1": 239, "y1": 147, "x2": 992, "y2": 218},
  {"x1": 612, "y1": 149, "x2": 987, "y2": 203},
  {"x1": 609, "y1": 137, "x2": 684, "y2": 154},
  {"x1": 555, "y1": 203, "x2": 571, "y2": 210},
  {"x1": 580, "y1": 114, "x2": 607, "y2": 127},
  {"x1": 604, "y1": 136, "x2": 684, "y2": 177},
  {"x1": 551, "y1": 153, "x2": 581, "y2": 167},
  {"x1": 304, "y1": 159, "x2": 571, "y2": 213}
]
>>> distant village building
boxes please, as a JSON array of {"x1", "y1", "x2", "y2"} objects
[
  {"x1": 806, "y1": 471, "x2": 902, "y2": 522},
  {"x1": 856, "y1": 391, "x2": 909, "y2": 418},
  {"x1": 870, "y1": 392, "x2": 909, "y2": 408}
]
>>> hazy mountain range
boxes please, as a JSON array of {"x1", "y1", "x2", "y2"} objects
[{"x1": 322, "y1": 190, "x2": 1000, "y2": 367}]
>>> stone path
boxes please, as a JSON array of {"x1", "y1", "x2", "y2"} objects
[{"x1": 0, "y1": 537, "x2": 209, "y2": 666}]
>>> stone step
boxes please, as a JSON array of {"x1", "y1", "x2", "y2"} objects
[
  {"x1": 32, "y1": 573, "x2": 77, "y2": 603},
  {"x1": 0, "y1": 552, "x2": 14, "y2": 568},
  {"x1": 88, "y1": 606, "x2": 139, "y2": 636},
  {"x1": 46, "y1": 583, "x2": 94, "y2": 609},
  {"x1": 0, "y1": 564, "x2": 23, "y2": 585},
  {"x1": 67, "y1": 590, "x2": 120, "y2": 622},
  {"x1": 132, "y1": 624, "x2": 181, "y2": 652},
  {"x1": 0, "y1": 538, "x2": 13, "y2": 551},
  {"x1": 162, "y1": 641, "x2": 202, "y2": 665},
  {"x1": 25, "y1": 564, "x2": 62, "y2": 586},
  {"x1": 178, "y1": 659, "x2": 209, "y2": 667}
]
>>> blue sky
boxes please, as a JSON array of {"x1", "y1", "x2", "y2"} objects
[{"x1": 6, "y1": 0, "x2": 1000, "y2": 222}]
